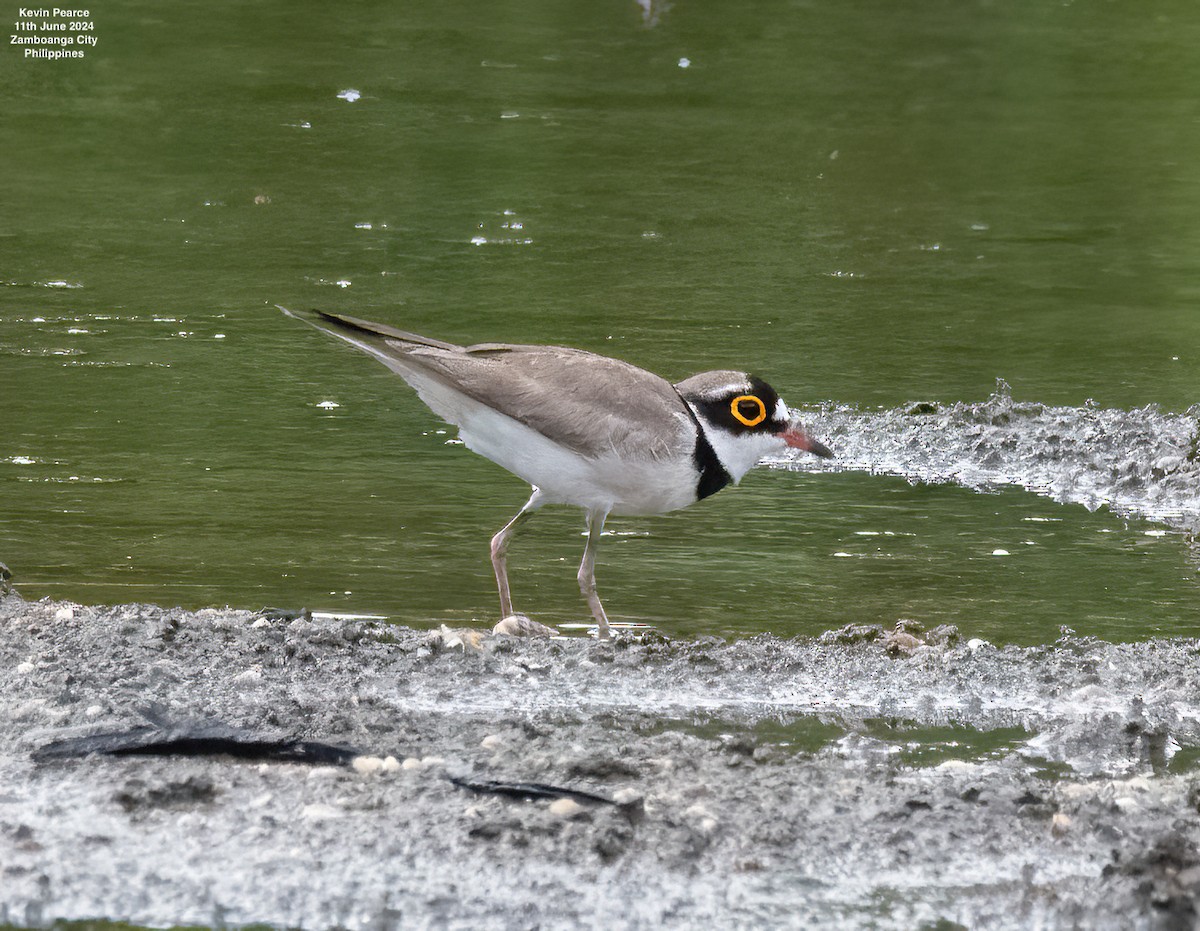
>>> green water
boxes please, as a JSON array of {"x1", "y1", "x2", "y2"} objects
[{"x1": 2, "y1": 0, "x2": 1198, "y2": 642}]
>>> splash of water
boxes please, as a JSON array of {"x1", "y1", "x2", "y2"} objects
[{"x1": 778, "y1": 381, "x2": 1200, "y2": 532}]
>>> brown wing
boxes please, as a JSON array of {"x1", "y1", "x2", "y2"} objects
[
  {"x1": 287, "y1": 309, "x2": 693, "y2": 461},
  {"x1": 422, "y1": 342, "x2": 693, "y2": 460}
]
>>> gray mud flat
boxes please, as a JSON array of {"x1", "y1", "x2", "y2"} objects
[{"x1": 3, "y1": 595, "x2": 1200, "y2": 930}]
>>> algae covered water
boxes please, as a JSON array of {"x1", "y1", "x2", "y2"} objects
[{"x1": 2, "y1": 8, "x2": 1199, "y2": 639}]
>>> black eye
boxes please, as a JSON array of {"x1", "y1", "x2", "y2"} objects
[{"x1": 730, "y1": 395, "x2": 767, "y2": 427}]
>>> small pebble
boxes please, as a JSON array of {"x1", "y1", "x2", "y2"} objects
[
  {"x1": 381, "y1": 756, "x2": 401, "y2": 773},
  {"x1": 352, "y1": 756, "x2": 384, "y2": 775},
  {"x1": 1051, "y1": 813, "x2": 1071, "y2": 837},
  {"x1": 884, "y1": 631, "x2": 923, "y2": 655},
  {"x1": 1176, "y1": 865, "x2": 1200, "y2": 888},
  {"x1": 54, "y1": 606, "x2": 74, "y2": 621},
  {"x1": 437, "y1": 624, "x2": 486, "y2": 652},
  {"x1": 480, "y1": 734, "x2": 505, "y2": 751},
  {"x1": 400, "y1": 756, "x2": 445, "y2": 771},
  {"x1": 1113, "y1": 796, "x2": 1141, "y2": 814},
  {"x1": 493, "y1": 614, "x2": 556, "y2": 637},
  {"x1": 684, "y1": 804, "x2": 719, "y2": 834},
  {"x1": 549, "y1": 798, "x2": 587, "y2": 820}
]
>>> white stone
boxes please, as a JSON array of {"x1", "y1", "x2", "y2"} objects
[
  {"x1": 352, "y1": 756, "x2": 384, "y2": 775},
  {"x1": 549, "y1": 798, "x2": 587, "y2": 819}
]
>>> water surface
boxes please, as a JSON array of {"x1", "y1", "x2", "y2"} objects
[{"x1": 2, "y1": 0, "x2": 1198, "y2": 643}]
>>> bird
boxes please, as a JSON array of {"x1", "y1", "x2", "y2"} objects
[{"x1": 279, "y1": 307, "x2": 833, "y2": 640}]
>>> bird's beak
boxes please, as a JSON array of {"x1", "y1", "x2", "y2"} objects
[{"x1": 781, "y1": 422, "x2": 834, "y2": 458}]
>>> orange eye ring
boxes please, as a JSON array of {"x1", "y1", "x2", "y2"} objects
[{"x1": 730, "y1": 394, "x2": 767, "y2": 427}]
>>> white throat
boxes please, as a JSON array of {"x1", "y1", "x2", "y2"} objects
[{"x1": 688, "y1": 400, "x2": 789, "y2": 485}]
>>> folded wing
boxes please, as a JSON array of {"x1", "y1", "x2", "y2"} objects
[{"x1": 282, "y1": 308, "x2": 693, "y2": 462}]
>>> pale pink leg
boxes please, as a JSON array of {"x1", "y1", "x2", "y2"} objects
[
  {"x1": 490, "y1": 488, "x2": 544, "y2": 618},
  {"x1": 577, "y1": 508, "x2": 612, "y2": 640}
]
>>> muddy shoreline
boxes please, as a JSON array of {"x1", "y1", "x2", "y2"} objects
[{"x1": 2, "y1": 593, "x2": 1199, "y2": 929}]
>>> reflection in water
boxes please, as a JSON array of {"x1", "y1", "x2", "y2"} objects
[{"x1": 636, "y1": 0, "x2": 671, "y2": 29}]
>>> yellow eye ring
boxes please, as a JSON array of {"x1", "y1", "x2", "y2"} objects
[{"x1": 730, "y1": 395, "x2": 767, "y2": 427}]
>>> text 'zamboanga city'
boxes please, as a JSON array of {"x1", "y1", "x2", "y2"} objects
[{"x1": 11, "y1": 7, "x2": 96, "y2": 58}]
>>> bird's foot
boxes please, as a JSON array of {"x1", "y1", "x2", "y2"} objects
[{"x1": 492, "y1": 614, "x2": 557, "y2": 638}]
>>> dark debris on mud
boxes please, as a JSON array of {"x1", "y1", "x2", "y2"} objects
[{"x1": 3, "y1": 593, "x2": 1200, "y2": 930}]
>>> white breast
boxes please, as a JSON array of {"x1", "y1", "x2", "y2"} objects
[
  {"x1": 405, "y1": 369, "x2": 700, "y2": 516},
  {"x1": 688, "y1": 397, "x2": 792, "y2": 485}
]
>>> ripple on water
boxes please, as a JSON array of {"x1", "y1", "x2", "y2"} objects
[{"x1": 469, "y1": 208, "x2": 533, "y2": 246}]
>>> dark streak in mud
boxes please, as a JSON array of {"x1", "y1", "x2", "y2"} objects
[{"x1": 2, "y1": 594, "x2": 1200, "y2": 929}]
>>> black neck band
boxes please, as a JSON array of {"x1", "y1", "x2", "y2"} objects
[{"x1": 675, "y1": 390, "x2": 732, "y2": 501}]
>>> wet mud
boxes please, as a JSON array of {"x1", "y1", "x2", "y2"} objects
[{"x1": 3, "y1": 593, "x2": 1200, "y2": 929}]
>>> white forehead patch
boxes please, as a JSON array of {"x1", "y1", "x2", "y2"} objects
[
  {"x1": 700, "y1": 382, "x2": 753, "y2": 402},
  {"x1": 774, "y1": 398, "x2": 790, "y2": 422}
]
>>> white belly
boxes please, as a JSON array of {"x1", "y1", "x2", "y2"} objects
[
  {"x1": 399, "y1": 369, "x2": 698, "y2": 515},
  {"x1": 461, "y1": 407, "x2": 698, "y2": 516}
]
